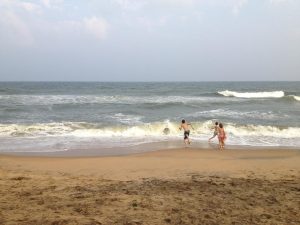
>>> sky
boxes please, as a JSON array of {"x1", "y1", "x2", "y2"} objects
[{"x1": 0, "y1": 0, "x2": 299, "y2": 81}]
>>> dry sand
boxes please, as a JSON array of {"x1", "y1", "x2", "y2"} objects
[{"x1": 0, "y1": 147, "x2": 300, "y2": 225}]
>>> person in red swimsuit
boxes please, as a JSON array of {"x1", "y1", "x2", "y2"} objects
[{"x1": 218, "y1": 123, "x2": 226, "y2": 150}]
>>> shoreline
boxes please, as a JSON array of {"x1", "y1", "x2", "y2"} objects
[{"x1": 1, "y1": 140, "x2": 299, "y2": 157}]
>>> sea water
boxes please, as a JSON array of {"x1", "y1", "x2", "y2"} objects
[{"x1": 0, "y1": 82, "x2": 299, "y2": 153}]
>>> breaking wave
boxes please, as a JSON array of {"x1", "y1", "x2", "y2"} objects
[
  {"x1": 218, "y1": 90, "x2": 285, "y2": 98},
  {"x1": 288, "y1": 95, "x2": 300, "y2": 102},
  {"x1": 1, "y1": 121, "x2": 299, "y2": 140},
  {"x1": 1, "y1": 120, "x2": 300, "y2": 152}
]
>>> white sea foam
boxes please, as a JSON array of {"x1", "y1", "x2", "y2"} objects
[
  {"x1": 0, "y1": 122, "x2": 175, "y2": 138},
  {"x1": 1, "y1": 121, "x2": 300, "y2": 140},
  {"x1": 288, "y1": 95, "x2": 300, "y2": 101},
  {"x1": 218, "y1": 90, "x2": 285, "y2": 98},
  {"x1": 189, "y1": 109, "x2": 287, "y2": 120},
  {"x1": 1, "y1": 121, "x2": 300, "y2": 152},
  {"x1": 105, "y1": 113, "x2": 143, "y2": 125},
  {"x1": 223, "y1": 124, "x2": 300, "y2": 139}
]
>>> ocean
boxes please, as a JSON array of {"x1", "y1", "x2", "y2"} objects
[{"x1": 0, "y1": 81, "x2": 299, "y2": 153}]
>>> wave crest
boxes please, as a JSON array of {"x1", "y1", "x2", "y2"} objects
[
  {"x1": 218, "y1": 90, "x2": 285, "y2": 98},
  {"x1": 1, "y1": 121, "x2": 299, "y2": 139},
  {"x1": 287, "y1": 95, "x2": 300, "y2": 102}
]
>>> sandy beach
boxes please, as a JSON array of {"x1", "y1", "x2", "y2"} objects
[
  {"x1": 0, "y1": 147, "x2": 300, "y2": 225},
  {"x1": 1, "y1": 0, "x2": 300, "y2": 223}
]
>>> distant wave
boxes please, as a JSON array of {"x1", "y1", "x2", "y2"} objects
[
  {"x1": 287, "y1": 95, "x2": 300, "y2": 102},
  {"x1": 294, "y1": 95, "x2": 300, "y2": 101},
  {"x1": 189, "y1": 109, "x2": 287, "y2": 120},
  {"x1": 0, "y1": 94, "x2": 240, "y2": 106},
  {"x1": 218, "y1": 90, "x2": 285, "y2": 98}
]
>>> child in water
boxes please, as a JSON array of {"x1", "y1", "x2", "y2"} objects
[
  {"x1": 179, "y1": 119, "x2": 193, "y2": 147},
  {"x1": 218, "y1": 123, "x2": 226, "y2": 150}
]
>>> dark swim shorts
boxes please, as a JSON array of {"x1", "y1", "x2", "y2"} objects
[{"x1": 184, "y1": 130, "x2": 190, "y2": 139}]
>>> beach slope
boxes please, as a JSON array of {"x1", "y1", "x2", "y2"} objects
[{"x1": 0, "y1": 148, "x2": 299, "y2": 225}]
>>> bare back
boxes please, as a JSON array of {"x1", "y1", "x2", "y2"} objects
[
  {"x1": 214, "y1": 125, "x2": 218, "y2": 132},
  {"x1": 181, "y1": 123, "x2": 190, "y2": 131}
]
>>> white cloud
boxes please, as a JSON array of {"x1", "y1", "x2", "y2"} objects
[
  {"x1": 0, "y1": 0, "x2": 109, "y2": 43},
  {"x1": 269, "y1": 0, "x2": 291, "y2": 4},
  {"x1": 114, "y1": 0, "x2": 199, "y2": 11},
  {"x1": 41, "y1": 0, "x2": 50, "y2": 8},
  {"x1": 114, "y1": 0, "x2": 145, "y2": 11},
  {"x1": 83, "y1": 17, "x2": 109, "y2": 40},
  {"x1": 0, "y1": 10, "x2": 34, "y2": 46},
  {"x1": 137, "y1": 15, "x2": 169, "y2": 32},
  {"x1": 232, "y1": 0, "x2": 248, "y2": 15},
  {"x1": 0, "y1": 0, "x2": 11, "y2": 7},
  {"x1": 159, "y1": 0, "x2": 197, "y2": 6},
  {"x1": 48, "y1": 17, "x2": 110, "y2": 40},
  {"x1": 20, "y1": 2, "x2": 42, "y2": 13},
  {"x1": 0, "y1": 0, "x2": 42, "y2": 47},
  {"x1": 153, "y1": 0, "x2": 197, "y2": 7},
  {"x1": 41, "y1": 0, "x2": 64, "y2": 9},
  {"x1": 0, "y1": 0, "x2": 42, "y2": 13}
]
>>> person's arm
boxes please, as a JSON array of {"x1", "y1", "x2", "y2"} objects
[
  {"x1": 188, "y1": 123, "x2": 195, "y2": 130},
  {"x1": 179, "y1": 124, "x2": 182, "y2": 130}
]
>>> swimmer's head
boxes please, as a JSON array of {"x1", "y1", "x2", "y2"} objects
[
  {"x1": 182, "y1": 119, "x2": 185, "y2": 123},
  {"x1": 163, "y1": 127, "x2": 170, "y2": 135}
]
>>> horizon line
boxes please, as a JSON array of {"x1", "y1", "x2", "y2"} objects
[{"x1": 0, "y1": 80, "x2": 299, "y2": 83}]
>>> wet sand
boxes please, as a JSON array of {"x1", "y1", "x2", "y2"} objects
[{"x1": 0, "y1": 147, "x2": 300, "y2": 225}]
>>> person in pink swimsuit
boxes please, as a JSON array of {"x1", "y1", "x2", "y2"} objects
[{"x1": 218, "y1": 123, "x2": 226, "y2": 150}]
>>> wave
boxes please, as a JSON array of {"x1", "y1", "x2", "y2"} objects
[
  {"x1": 105, "y1": 113, "x2": 143, "y2": 125},
  {"x1": 287, "y1": 95, "x2": 300, "y2": 102},
  {"x1": 1, "y1": 121, "x2": 300, "y2": 151},
  {"x1": 189, "y1": 109, "x2": 287, "y2": 120},
  {"x1": 1, "y1": 121, "x2": 300, "y2": 140},
  {"x1": 224, "y1": 124, "x2": 300, "y2": 139},
  {"x1": 218, "y1": 90, "x2": 285, "y2": 98},
  {"x1": 0, "y1": 94, "x2": 248, "y2": 106},
  {"x1": 0, "y1": 121, "x2": 177, "y2": 138}
]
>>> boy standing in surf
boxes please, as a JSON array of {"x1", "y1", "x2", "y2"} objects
[
  {"x1": 218, "y1": 123, "x2": 226, "y2": 150},
  {"x1": 179, "y1": 119, "x2": 194, "y2": 147},
  {"x1": 209, "y1": 122, "x2": 219, "y2": 142}
]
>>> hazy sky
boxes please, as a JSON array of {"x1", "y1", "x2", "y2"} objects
[{"x1": 0, "y1": 0, "x2": 299, "y2": 81}]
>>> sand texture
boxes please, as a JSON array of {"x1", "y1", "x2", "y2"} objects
[{"x1": 0, "y1": 148, "x2": 300, "y2": 225}]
